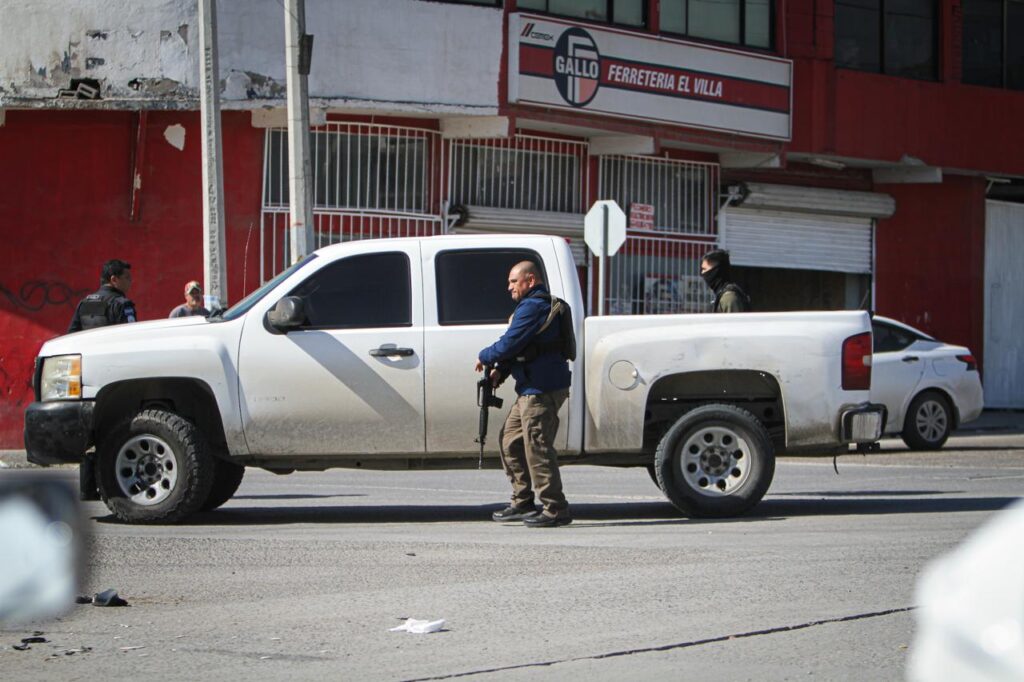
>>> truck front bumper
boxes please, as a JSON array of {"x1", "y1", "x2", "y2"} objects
[
  {"x1": 840, "y1": 402, "x2": 886, "y2": 443},
  {"x1": 24, "y1": 401, "x2": 95, "y2": 465}
]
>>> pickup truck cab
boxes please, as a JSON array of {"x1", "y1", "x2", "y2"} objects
[{"x1": 25, "y1": 235, "x2": 884, "y2": 523}]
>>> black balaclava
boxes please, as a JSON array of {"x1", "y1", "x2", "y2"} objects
[{"x1": 701, "y1": 263, "x2": 729, "y2": 295}]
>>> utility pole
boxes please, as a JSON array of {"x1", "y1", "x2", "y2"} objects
[
  {"x1": 285, "y1": 0, "x2": 314, "y2": 263},
  {"x1": 198, "y1": 0, "x2": 228, "y2": 307}
]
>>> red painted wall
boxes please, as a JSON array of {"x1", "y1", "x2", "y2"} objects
[
  {"x1": 874, "y1": 175, "x2": 987, "y2": 367},
  {"x1": 785, "y1": 0, "x2": 1024, "y2": 176},
  {"x1": 0, "y1": 110, "x2": 263, "y2": 448}
]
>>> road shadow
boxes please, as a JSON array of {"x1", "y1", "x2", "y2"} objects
[
  {"x1": 772, "y1": 490, "x2": 958, "y2": 497},
  {"x1": 90, "y1": 494, "x2": 1017, "y2": 526},
  {"x1": 751, "y1": 495, "x2": 1018, "y2": 517},
  {"x1": 230, "y1": 493, "x2": 367, "y2": 501},
  {"x1": 873, "y1": 444, "x2": 1024, "y2": 454}
]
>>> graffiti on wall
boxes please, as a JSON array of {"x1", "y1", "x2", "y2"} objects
[{"x1": 1, "y1": 280, "x2": 89, "y2": 312}]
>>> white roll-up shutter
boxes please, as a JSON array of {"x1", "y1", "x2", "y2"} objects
[
  {"x1": 742, "y1": 183, "x2": 895, "y2": 218},
  {"x1": 452, "y1": 205, "x2": 584, "y2": 236},
  {"x1": 451, "y1": 205, "x2": 588, "y2": 266},
  {"x1": 721, "y1": 207, "x2": 873, "y2": 273}
]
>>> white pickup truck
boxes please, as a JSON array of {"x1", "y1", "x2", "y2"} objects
[{"x1": 25, "y1": 234, "x2": 884, "y2": 524}]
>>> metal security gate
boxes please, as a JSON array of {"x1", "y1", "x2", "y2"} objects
[
  {"x1": 260, "y1": 123, "x2": 445, "y2": 281},
  {"x1": 448, "y1": 134, "x2": 589, "y2": 214},
  {"x1": 597, "y1": 154, "x2": 720, "y2": 314},
  {"x1": 603, "y1": 235, "x2": 716, "y2": 314},
  {"x1": 984, "y1": 200, "x2": 1024, "y2": 407}
]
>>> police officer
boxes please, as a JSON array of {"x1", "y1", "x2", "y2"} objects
[
  {"x1": 67, "y1": 259, "x2": 137, "y2": 501},
  {"x1": 700, "y1": 249, "x2": 751, "y2": 313},
  {"x1": 476, "y1": 261, "x2": 573, "y2": 528},
  {"x1": 68, "y1": 259, "x2": 138, "y2": 332}
]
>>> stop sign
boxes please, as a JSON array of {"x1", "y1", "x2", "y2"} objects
[{"x1": 584, "y1": 200, "x2": 627, "y2": 257}]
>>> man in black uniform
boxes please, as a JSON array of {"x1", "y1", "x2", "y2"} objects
[
  {"x1": 700, "y1": 249, "x2": 750, "y2": 313},
  {"x1": 68, "y1": 259, "x2": 138, "y2": 332},
  {"x1": 67, "y1": 259, "x2": 137, "y2": 500}
]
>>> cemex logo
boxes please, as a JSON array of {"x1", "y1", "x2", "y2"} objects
[
  {"x1": 520, "y1": 22, "x2": 554, "y2": 41},
  {"x1": 553, "y1": 27, "x2": 600, "y2": 107}
]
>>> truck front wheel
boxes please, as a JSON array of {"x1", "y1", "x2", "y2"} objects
[
  {"x1": 655, "y1": 404, "x2": 775, "y2": 518},
  {"x1": 97, "y1": 409, "x2": 215, "y2": 524}
]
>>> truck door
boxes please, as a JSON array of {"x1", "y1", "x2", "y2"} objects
[
  {"x1": 237, "y1": 244, "x2": 425, "y2": 456},
  {"x1": 421, "y1": 242, "x2": 569, "y2": 455}
]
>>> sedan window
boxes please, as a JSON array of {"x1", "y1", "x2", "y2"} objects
[{"x1": 873, "y1": 322, "x2": 916, "y2": 353}]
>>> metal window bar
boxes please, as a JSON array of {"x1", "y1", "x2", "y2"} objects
[
  {"x1": 599, "y1": 233, "x2": 718, "y2": 315},
  {"x1": 448, "y1": 134, "x2": 590, "y2": 213},
  {"x1": 598, "y1": 155, "x2": 720, "y2": 236},
  {"x1": 260, "y1": 123, "x2": 445, "y2": 282}
]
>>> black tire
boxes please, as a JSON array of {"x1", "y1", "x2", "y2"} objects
[
  {"x1": 646, "y1": 464, "x2": 662, "y2": 490},
  {"x1": 97, "y1": 409, "x2": 215, "y2": 524},
  {"x1": 655, "y1": 404, "x2": 775, "y2": 518},
  {"x1": 901, "y1": 391, "x2": 952, "y2": 450},
  {"x1": 201, "y1": 458, "x2": 246, "y2": 511}
]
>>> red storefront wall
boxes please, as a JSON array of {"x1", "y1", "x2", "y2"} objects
[
  {"x1": 0, "y1": 109, "x2": 264, "y2": 448},
  {"x1": 874, "y1": 176, "x2": 987, "y2": 368}
]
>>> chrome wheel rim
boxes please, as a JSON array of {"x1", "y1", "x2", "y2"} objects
[
  {"x1": 115, "y1": 434, "x2": 178, "y2": 506},
  {"x1": 915, "y1": 399, "x2": 948, "y2": 443},
  {"x1": 678, "y1": 425, "x2": 752, "y2": 497}
]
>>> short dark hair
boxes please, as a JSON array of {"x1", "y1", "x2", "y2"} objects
[
  {"x1": 701, "y1": 249, "x2": 731, "y2": 269},
  {"x1": 101, "y1": 259, "x2": 131, "y2": 285},
  {"x1": 513, "y1": 260, "x2": 544, "y2": 284}
]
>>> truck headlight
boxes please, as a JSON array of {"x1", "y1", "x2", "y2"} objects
[{"x1": 40, "y1": 355, "x2": 82, "y2": 401}]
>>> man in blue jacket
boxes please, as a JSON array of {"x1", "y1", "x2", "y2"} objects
[{"x1": 476, "y1": 260, "x2": 572, "y2": 527}]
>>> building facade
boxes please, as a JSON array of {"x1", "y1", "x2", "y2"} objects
[{"x1": 1, "y1": 0, "x2": 1022, "y2": 447}]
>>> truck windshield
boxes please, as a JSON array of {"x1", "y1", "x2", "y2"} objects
[{"x1": 215, "y1": 253, "x2": 318, "y2": 322}]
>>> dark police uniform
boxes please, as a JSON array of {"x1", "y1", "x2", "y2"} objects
[
  {"x1": 67, "y1": 283, "x2": 136, "y2": 501},
  {"x1": 68, "y1": 284, "x2": 137, "y2": 333},
  {"x1": 479, "y1": 284, "x2": 572, "y2": 524}
]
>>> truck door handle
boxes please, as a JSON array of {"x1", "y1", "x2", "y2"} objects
[
  {"x1": 902, "y1": 355, "x2": 920, "y2": 363},
  {"x1": 370, "y1": 346, "x2": 415, "y2": 357}
]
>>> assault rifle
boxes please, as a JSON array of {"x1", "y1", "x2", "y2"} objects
[{"x1": 475, "y1": 367, "x2": 504, "y2": 469}]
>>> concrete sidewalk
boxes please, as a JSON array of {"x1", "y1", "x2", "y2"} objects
[
  {"x1": 2, "y1": 410, "x2": 1022, "y2": 470},
  {"x1": 955, "y1": 408, "x2": 1024, "y2": 434}
]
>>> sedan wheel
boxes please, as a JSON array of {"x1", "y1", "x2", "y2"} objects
[{"x1": 902, "y1": 391, "x2": 953, "y2": 450}]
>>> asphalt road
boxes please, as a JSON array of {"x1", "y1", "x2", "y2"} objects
[{"x1": 2, "y1": 430, "x2": 1022, "y2": 681}]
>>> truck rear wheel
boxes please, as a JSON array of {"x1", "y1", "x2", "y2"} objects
[
  {"x1": 201, "y1": 458, "x2": 246, "y2": 511},
  {"x1": 655, "y1": 404, "x2": 775, "y2": 518},
  {"x1": 97, "y1": 409, "x2": 215, "y2": 524}
]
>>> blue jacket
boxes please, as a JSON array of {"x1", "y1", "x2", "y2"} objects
[{"x1": 478, "y1": 285, "x2": 572, "y2": 396}]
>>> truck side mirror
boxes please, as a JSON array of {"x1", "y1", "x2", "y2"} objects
[{"x1": 266, "y1": 296, "x2": 306, "y2": 332}]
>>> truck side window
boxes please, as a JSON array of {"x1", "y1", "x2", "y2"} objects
[
  {"x1": 290, "y1": 252, "x2": 411, "y2": 328},
  {"x1": 436, "y1": 249, "x2": 546, "y2": 325}
]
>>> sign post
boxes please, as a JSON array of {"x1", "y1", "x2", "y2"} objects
[{"x1": 584, "y1": 200, "x2": 626, "y2": 315}]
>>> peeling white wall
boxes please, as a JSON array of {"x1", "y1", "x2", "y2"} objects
[{"x1": 0, "y1": 0, "x2": 503, "y2": 111}]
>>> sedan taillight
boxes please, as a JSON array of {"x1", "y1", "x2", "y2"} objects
[
  {"x1": 957, "y1": 354, "x2": 978, "y2": 371},
  {"x1": 842, "y1": 332, "x2": 872, "y2": 391}
]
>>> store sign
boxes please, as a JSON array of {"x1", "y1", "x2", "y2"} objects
[
  {"x1": 509, "y1": 14, "x2": 792, "y2": 141},
  {"x1": 629, "y1": 202, "x2": 655, "y2": 229}
]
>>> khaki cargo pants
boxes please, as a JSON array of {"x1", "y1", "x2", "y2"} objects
[{"x1": 498, "y1": 389, "x2": 570, "y2": 517}]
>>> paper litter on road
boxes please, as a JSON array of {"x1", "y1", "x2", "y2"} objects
[{"x1": 389, "y1": 618, "x2": 446, "y2": 634}]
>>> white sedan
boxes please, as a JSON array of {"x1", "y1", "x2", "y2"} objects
[{"x1": 871, "y1": 316, "x2": 984, "y2": 449}]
